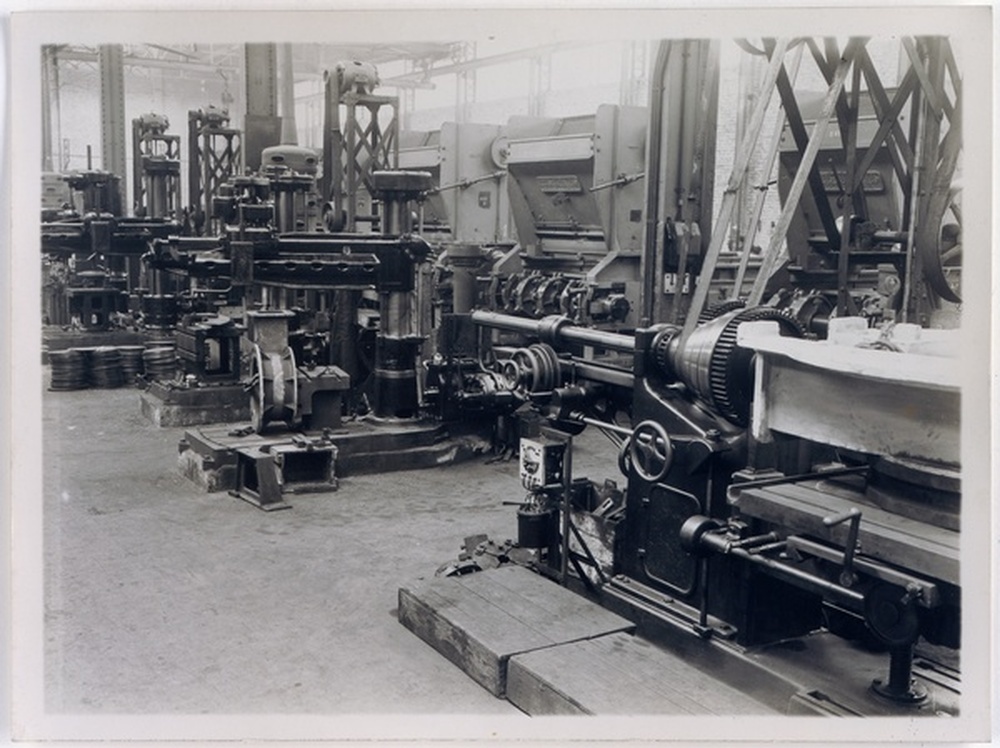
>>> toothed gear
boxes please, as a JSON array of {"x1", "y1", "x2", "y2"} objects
[
  {"x1": 697, "y1": 298, "x2": 747, "y2": 324},
  {"x1": 708, "y1": 307, "x2": 804, "y2": 426},
  {"x1": 650, "y1": 325, "x2": 682, "y2": 376}
]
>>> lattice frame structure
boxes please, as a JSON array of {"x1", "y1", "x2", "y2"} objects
[
  {"x1": 322, "y1": 69, "x2": 400, "y2": 233},
  {"x1": 188, "y1": 109, "x2": 242, "y2": 235},
  {"x1": 131, "y1": 117, "x2": 182, "y2": 219}
]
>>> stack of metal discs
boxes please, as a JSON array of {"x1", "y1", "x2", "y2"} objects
[
  {"x1": 73, "y1": 347, "x2": 97, "y2": 386},
  {"x1": 118, "y1": 346, "x2": 146, "y2": 384},
  {"x1": 143, "y1": 343, "x2": 178, "y2": 382},
  {"x1": 49, "y1": 349, "x2": 88, "y2": 391},
  {"x1": 90, "y1": 346, "x2": 125, "y2": 388}
]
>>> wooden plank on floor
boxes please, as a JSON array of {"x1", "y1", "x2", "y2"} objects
[
  {"x1": 507, "y1": 631, "x2": 778, "y2": 716},
  {"x1": 398, "y1": 565, "x2": 635, "y2": 697}
]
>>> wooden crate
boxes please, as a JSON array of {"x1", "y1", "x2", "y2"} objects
[{"x1": 398, "y1": 565, "x2": 635, "y2": 697}]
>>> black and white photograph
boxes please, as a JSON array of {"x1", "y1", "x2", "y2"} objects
[{"x1": 5, "y1": 3, "x2": 996, "y2": 745}]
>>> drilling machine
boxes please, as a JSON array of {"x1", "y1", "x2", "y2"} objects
[
  {"x1": 41, "y1": 118, "x2": 184, "y2": 335},
  {"x1": 144, "y1": 62, "x2": 498, "y2": 507}
]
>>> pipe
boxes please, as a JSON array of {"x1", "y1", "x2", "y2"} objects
[
  {"x1": 698, "y1": 530, "x2": 865, "y2": 607},
  {"x1": 471, "y1": 311, "x2": 635, "y2": 353}
]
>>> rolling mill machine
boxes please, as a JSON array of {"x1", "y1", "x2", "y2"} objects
[{"x1": 410, "y1": 35, "x2": 965, "y2": 717}]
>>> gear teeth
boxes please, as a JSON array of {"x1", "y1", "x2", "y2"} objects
[
  {"x1": 698, "y1": 298, "x2": 747, "y2": 324},
  {"x1": 707, "y1": 307, "x2": 805, "y2": 426}
]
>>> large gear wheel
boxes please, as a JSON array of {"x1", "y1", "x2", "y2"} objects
[
  {"x1": 706, "y1": 307, "x2": 804, "y2": 426},
  {"x1": 697, "y1": 298, "x2": 747, "y2": 324}
]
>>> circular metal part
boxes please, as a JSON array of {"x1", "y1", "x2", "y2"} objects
[
  {"x1": 250, "y1": 344, "x2": 266, "y2": 434},
  {"x1": 536, "y1": 315, "x2": 572, "y2": 347},
  {"x1": 870, "y1": 676, "x2": 929, "y2": 705},
  {"x1": 863, "y1": 583, "x2": 921, "y2": 647},
  {"x1": 867, "y1": 455, "x2": 961, "y2": 531},
  {"x1": 142, "y1": 344, "x2": 178, "y2": 383},
  {"x1": 500, "y1": 273, "x2": 521, "y2": 312},
  {"x1": 617, "y1": 438, "x2": 633, "y2": 477},
  {"x1": 917, "y1": 178, "x2": 962, "y2": 304},
  {"x1": 530, "y1": 343, "x2": 560, "y2": 393},
  {"x1": 371, "y1": 170, "x2": 434, "y2": 197},
  {"x1": 490, "y1": 135, "x2": 510, "y2": 169},
  {"x1": 678, "y1": 514, "x2": 725, "y2": 556},
  {"x1": 90, "y1": 346, "x2": 125, "y2": 389},
  {"x1": 500, "y1": 358, "x2": 523, "y2": 391},
  {"x1": 49, "y1": 349, "x2": 88, "y2": 391},
  {"x1": 669, "y1": 307, "x2": 804, "y2": 426},
  {"x1": 517, "y1": 506, "x2": 559, "y2": 548},
  {"x1": 536, "y1": 276, "x2": 569, "y2": 316},
  {"x1": 649, "y1": 324, "x2": 682, "y2": 378},
  {"x1": 697, "y1": 298, "x2": 746, "y2": 324},
  {"x1": 503, "y1": 343, "x2": 560, "y2": 397},
  {"x1": 559, "y1": 280, "x2": 587, "y2": 320},
  {"x1": 249, "y1": 343, "x2": 298, "y2": 434},
  {"x1": 628, "y1": 420, "x2": 674, "y2": 483},
  {"x1": 513, "y1": 274, "x2": 544, "y2": 317},
  {"x1": 322, "y1": 202, "x2": 346, "y2": 233}
]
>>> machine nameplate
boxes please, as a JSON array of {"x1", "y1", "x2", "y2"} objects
[{"x1": 537, "y1": 175, "x2": 584, "y2": 194}]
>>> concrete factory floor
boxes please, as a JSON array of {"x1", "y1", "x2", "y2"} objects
[{"x1": 41, "y1": 370, "x2": 619, "y2": 715}]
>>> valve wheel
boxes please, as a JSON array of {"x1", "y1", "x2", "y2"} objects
[
  {"x1": 627, "y1": 420, "x2": 673, "y2": 483},
  {"x1": 617, "y1": 438, "x2": 633, "y2": 477}
]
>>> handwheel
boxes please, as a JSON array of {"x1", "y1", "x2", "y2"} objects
[{"x1": 627, "y1": 420, "x2": 673, "y2": 483}]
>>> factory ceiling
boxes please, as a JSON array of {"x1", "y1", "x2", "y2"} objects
[{"x1": 49, "y1": 42, "x2": 465, "y2": 82}]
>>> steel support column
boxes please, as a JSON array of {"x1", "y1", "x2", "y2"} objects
[
  {"x1": 280, "y1": 42, "x2": 298, "y2": 145},
  {"x1": 98, "y1": 44, "x2": 127, "y2": 211},
  {"x1": 244, "y1": 43, "x2": 280, "y2": 171},
  {"x1": 640, "y1": 40, "x2": 720, "y2": 326},
  {"x1": 41, "y1": 46, "x2": 61, "y2": 171},
  {"x1": 528, "y1": 53, "x2": 551, "y2": 118}
]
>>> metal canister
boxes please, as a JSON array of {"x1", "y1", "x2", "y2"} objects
[{"x1": 517, "y1": 505, "x2": 558, "y2": 549}]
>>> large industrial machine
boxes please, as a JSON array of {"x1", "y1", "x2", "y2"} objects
[
  {"x1": 405, "y1": 35, "x2": 964, "y2": 717},
  {"x1": 39, "y1": 37, "x2": 967, "y2": 715},
  {"x1": 141, "y1": 62, "x2": 504, "y2": 507},
  {"x1": 40, "y1": 122, "x2": 185, "y2": 334}
]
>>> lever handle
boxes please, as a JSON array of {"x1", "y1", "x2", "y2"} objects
[{"x1": 823, "y1": 507, "x2": 862, "y2": 588}]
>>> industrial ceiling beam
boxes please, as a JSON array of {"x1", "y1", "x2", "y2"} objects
[
  {"x1": 381, "y1": 41, "x2": 589, "y2": 86},
  {"x1": 56, "y1": 48, "x2": 232, "y2": 76}
]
